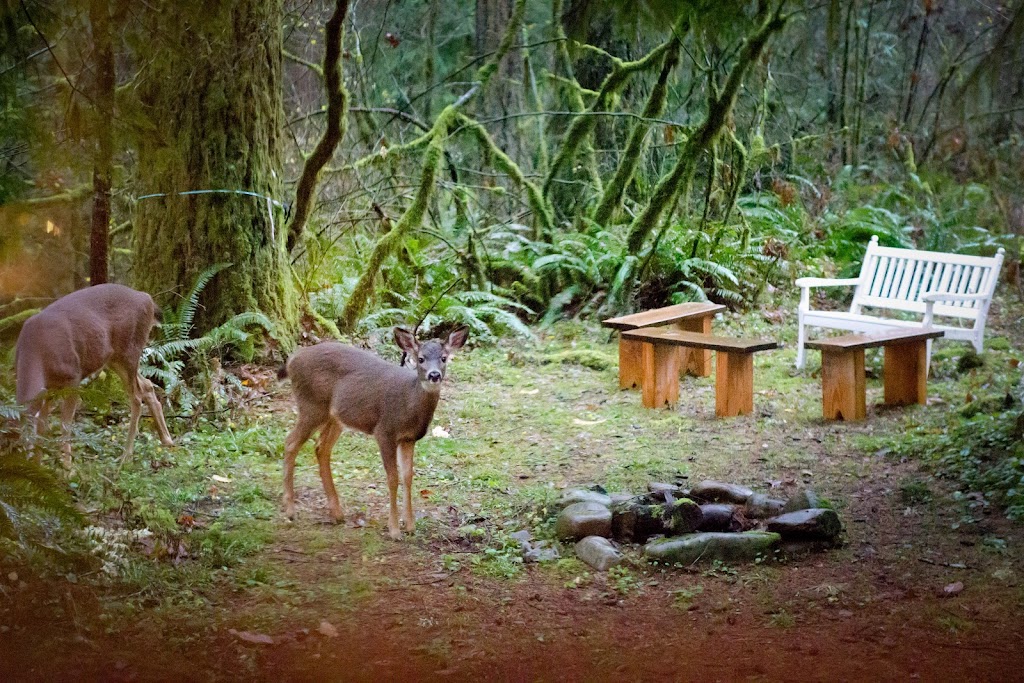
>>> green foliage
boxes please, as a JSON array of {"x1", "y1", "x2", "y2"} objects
[
  {"x1": 886, "y1": 388, "x2": 1024, "y2": 519},
  {"x1": 141, "y1": 263, "x2": 275, "y2": 414},
  {"x1": 0, "y1": 448, "x2": 82, "y2": 548}
]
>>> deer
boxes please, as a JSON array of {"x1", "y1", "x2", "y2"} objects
[
  {"x1": 15, "y1": 283, "x2": 175, "y2": 467},
  {"x1": 279, "y1": 326, "x2": 468, "y2": 540}
]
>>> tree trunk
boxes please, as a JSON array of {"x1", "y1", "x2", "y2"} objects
[
  {"x1": 132, "y1": 0, "x2": 295, "y2": 333},
  {"x1": 88, "y1": 0, "x2": 114, "y2": 286},
  {"x1": 475, "y1": 0, "x2": 524, "y2": 165}
]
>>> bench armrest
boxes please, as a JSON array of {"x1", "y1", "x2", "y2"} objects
[
  {"x1": 797, "y1": 277, "x2": 861, "y2": 313},
  {"x1": 921, "y1": 292, "x2": 988, "y2": 303},
  {"x1": 795, "y1": 277, "x2": 861, "y2": 289}
]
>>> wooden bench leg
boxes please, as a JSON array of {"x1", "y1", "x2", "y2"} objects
[
  {"x1": 618, "y1": 338, "x2": 644, "y2": 390},
  {"x1": 674, "y1": 316, "x2": 712, "y2": 378},
  {"x1": 820, "y1": 348, "x2": 866, "y2": 420},
  {"x1": 715, "y1": 351, "x2": 754, "y2": 417},
  {"x1": 640, "y1": 342, "x2": 680, "y2": 409},
  {"x1": 883, "y1": 340, "x2": 928, "y2": 406}
]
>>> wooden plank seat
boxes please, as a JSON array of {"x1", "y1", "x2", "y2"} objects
[
  {"x1": 621, "y1": 328, "x2": 780, "y2": 416},
  {"x1": 806, "y1": 328, "x2": 945, "y2": 421},
  {"x1": 602, "y1": 303, "x2": 726, "y2": 390}
]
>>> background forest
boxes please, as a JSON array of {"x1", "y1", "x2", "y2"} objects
[
  {"x1": 1, "y1": 0, "x2": 1021, "y2": 337},
  {"x1": 2, "y1": 2, "x2": 1024, "y2": 678}
]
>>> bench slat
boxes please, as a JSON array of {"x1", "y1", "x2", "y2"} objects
[
  {"x1": 622, "y1": 328, "x2": 779, "y2": 353},
  {"x1": 805, "y1": 329, "x2": 944, "y2": 351},
  {"x1": 602, "y1": 302, "x2": 725, "y2": 330}
]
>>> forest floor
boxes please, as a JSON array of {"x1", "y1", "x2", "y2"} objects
[{"x1": 2, "y1": 297, "x2": 1024, "y2": 682}]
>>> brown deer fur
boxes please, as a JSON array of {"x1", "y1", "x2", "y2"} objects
[
  {"x1": 15, "y1": 284, "x2": 174, "y2": 466},
  {"x1": 280, "y1": 326, "x2": 468, "y2": 539}
]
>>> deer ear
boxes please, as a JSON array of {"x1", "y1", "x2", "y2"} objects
[
  {"x1": 446, "y1": 325, "x2": 469, "y2": 351},
  {"x1": 394, "y1": 327, "x2": 418, "y2": 354}
]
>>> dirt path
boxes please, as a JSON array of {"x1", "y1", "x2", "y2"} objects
[{"x1": 2, "y1": 321, "x2": 1023, "y2": 682}]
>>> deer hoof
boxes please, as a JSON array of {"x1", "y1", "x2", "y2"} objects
[{"x1": 388, "y1": 527, "x2": 403, "y2": 541}]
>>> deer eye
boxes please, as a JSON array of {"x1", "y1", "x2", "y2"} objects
[
  {"x1": 417, "y1": 356, "x2": 424, "y2": 364},
  {"x1": 441, "y1": 356, "x2": 448, "y2": 363}
]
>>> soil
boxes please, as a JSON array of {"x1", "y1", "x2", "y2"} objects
[{"x1": 2, "y1": 307, "x2": 1024, "y2": 682}]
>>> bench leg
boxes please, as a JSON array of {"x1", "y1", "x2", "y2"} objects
[
  {"x1": 641, "y1": 342, "x2": 680, "y2": 409},
  {"x1": 618, "y1": 338, "x2": 644, "y2": 390},
  {"x1": 883, "y1": 340, "x2": 928, "y2": 406},
  {"x1": 820, "y1": 348, "x2": 866, "y2": 420},
  {"x1": 674, "y1": 316, "x2": 712, "y2": 378},
  {"x1": 714, "y1": 351, "x2": 754, "y2": 417}
]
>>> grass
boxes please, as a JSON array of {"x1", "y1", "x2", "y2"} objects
[{"x1": 1, "y1": 298, "x2": 1022, "y2": 677}]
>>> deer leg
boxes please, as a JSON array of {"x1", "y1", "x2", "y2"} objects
[
  {"x1": 59, "y1": 392, "x2": 80, "y2": 469},
  {"x1": 136, "y1": 375, "x2": 174, "y2": 447},
  {"x1": 398, "y1": 441, "x2": 415, "y2": 532},
  {"x1": 109, "y1": 364, "x2": 142, "y2": 460},
  {"x1": 282, "y1": 412, "x2": 321, "y2": 521},
  {"x1": 27, "y1": 399, "x2": 51, "y2": 465},
  {"x1": 315, "y1": 420, "x2": 344, "y2": 523},
  {"x1": 376, "y1": 435, "x2": 402, "y2": 540}
]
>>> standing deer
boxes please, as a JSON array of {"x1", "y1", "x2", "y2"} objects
[
  {"x1": 15, "y1": 284, "x2": 174, "y2": 466},
  {"x1": 279, "y1": 326, "x2": 468, "y2": 539}
]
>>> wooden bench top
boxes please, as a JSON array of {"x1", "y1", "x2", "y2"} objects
[
  {"x1": 622, "y1": 328, "x2": 780, "y2": 353},
  {"x1": 602, "y1": 302, "x2": 725, "y2": 331},
  {"x1": 805, "y1": 328, "x2": 945, "y2": 351}
]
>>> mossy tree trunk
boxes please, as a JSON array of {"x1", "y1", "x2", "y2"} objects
[
  {"x1": 626, "y1": 8, "x2": 787, "y2": 255},
  {"x1": 132, "y1": 0, "x2": 295, "y2": 333}
]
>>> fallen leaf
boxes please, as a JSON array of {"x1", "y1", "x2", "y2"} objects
[
  {"x1": 318, "y1": 621, "x2": 339, "y2": 638},
  {"x1": 229, "y1": 629, "x2": 275, "y2": 645},
  {"x1": 431, "y1": 426, "x2": 450, "y2": 439},
  {"x1": 419, "y1": 489, "x2": 433, "y2": 499},
  {"x1": 573, "y1": 418, "x2": 606, "y2": 426},
  {"x1": 519, "y1": 389, "x2": 539, "y2": 395},
  {"x1": 942, "y1": 581, "x2": 964, "y2": 597},
  {"x1": 212, "y1": 475, "x2": 232, "y2": 484}
]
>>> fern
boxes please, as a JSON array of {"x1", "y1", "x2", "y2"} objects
[{"x1": 0, "y1": 449, "x2": 81, "y2": 546}]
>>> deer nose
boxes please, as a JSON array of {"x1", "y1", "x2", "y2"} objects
[{"x1": 427, "y1": 370, "x2": 442, "y2": 382}]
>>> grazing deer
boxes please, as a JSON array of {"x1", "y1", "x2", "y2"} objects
[
  {"x1": 279, "y1": 326, "x2": 468, "y2": 539},
  {"x1": 15, "y1": 284, "x2": 174, "y2": 466}
]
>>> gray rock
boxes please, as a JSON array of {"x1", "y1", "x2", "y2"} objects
[
  {"x1": 560, "y1": 489, "x2": 613, "y2": 508},
  {"x1": 509, "y1": 529, "x2": 532, "y2": 545},
  {"x1": 645, "y1": 532, "x2": 781, "y2": 565},
  {"x1": 609, "y1": 493, "x2": 634, "y2": 505},
  {"x1": 767, "y1": 508, "x2": 842, "y2": 542},
  {"x1": 574, "y1": 536, "x2": 623, "y2": 572},
  {"x1": 697, "y1": 504, "x2": 742, "y2": 532},
  {"x1": 691, "y1": 481, "x2": 754, "y2": 504},
  {"x1": 782, "y1": 489, "x2": 823, "y2": 513},
  {"x1": 555, "y1": 502, "x2": 612, "y2": 540},
  {"x1": 745, "y1": 493, "x2": 786, "y2": 519},
  {"x1": 648, "y1": 482, "x2": 685, "y2": 500},
  {"x1": 663, "y1": 498, "x2": 703, "y2": 536},
  {"x1": 611, "y1": 498, "x2": 665, "y2": 543},
  {"x1": 524, "y1": 540, "x2": 560, "y2": 563}
]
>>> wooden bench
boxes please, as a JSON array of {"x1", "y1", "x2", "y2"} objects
[
  {"x1": 621, "y1": 328, "x2": 779, "y2": 416},
  {"x1": 796, "y1": 235, "x2": 1004, "y2": 370},
  {"x1": 602, "y1": 303, "x2": 726, "y2": 390},
  {"x1": 806, "y1": 328, "x2": 945, "y2": 421}
]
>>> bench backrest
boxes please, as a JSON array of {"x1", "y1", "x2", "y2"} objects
[{"x1": 851, "y1": 236, "x2": 1005, "y2": 322}]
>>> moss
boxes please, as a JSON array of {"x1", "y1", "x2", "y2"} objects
[
  {"x1": 593, "y1": 33, "x2": 685, "y2": 227},
  {"x1": 626, "y1": 10, "x2": 788, "y2": 254},
  {"x1": 456, "y1": 113, "x2": 554, "y2": 237},
  {"x1": 131, "y1": 0, "x2": 296, "y2": 335},
  {"x1": 0, "y1": 308, "x2": 38, "y2": 343},
  {"x1": 542, "y1": 349, "x2": 615, "y2": 371},
  {"x1": 340, "y1": 112, "x2": 448, "y2": 330}
]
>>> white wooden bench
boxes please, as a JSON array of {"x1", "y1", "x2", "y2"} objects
[{"x1": 796, "y1": 236, "x2": 1005, "y2": 369}]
